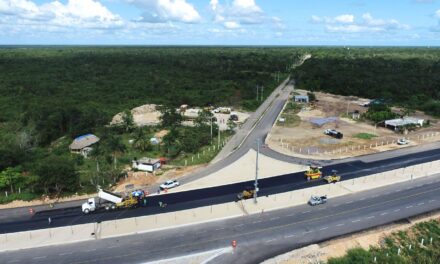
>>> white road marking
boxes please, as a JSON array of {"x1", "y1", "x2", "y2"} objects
[
  {"x1": 359, "y1": 197, "x2": 366, "y2": 201},
  {"x1": 270, "y1": 217, "x2": 280, "y2": 221},
  {"x1": 215, "y1": 228, "x2": 225, "y2": 231},
  {"x1": 352, "y1": 219, "x2": 361, "y2": 223},
  {"x1": 319, "y1": 227, "x2": 328, "y2": 230},
  {"x1": 6, "y1": 260, "x2": 20, "y2": 263},
  {"x1": 406, "y1": 205, "x2": 413, "y2": 209},
  {"x1": 303, "y1": 231, "x2": 312, "y2": 234},
  {"x1": 417, "y1": 202, "x2": 425, "y2": 206},
  {"x1": 84, "y1": 249, "x2": 96, "y2": 252},
  {"x1": 265, "y1": 239, "x2": 276, "y2": 243},
  {"x1": 394, "y1": 209, "x2": 401, "y2": 212},
  {"x1": 252, "y1": 221, "x2": 262, "y2": 224},
  {"x1": 302, "y1": 210, "x2": 311, "y2": 214},
  {"x1": 395, "y1": 189, "x2": 401, "y2": 192},
  {"x1": 235, "y1": 224, "x2": 244, "y2": 227},
  {"x1": 371, "y1": 194, "x2": 379, "y2": 198},
  {"x1": 380, "y1": 212, "x2": 389, "y2": 216},
  {"x1": 336, "y1": 223, "x2": 345, "y2": 227},
  {"x1": 107, "y1": 246, "x2": 119, "y2": 249},
  {"x1": 285, "y1": 234, "x2": 296, "y2": 238},
  {"x1": 59, "y1": 252, "x2": 73, "y2": 256},
  {"x1": 287, "y1": 213, "x2": 295, "y2": 217},
  {"x1": 345, "y1": 201, "x2": 353, "y2": 204},
  {"x1": 366, "y1": 216, "x2": 375, "y2": 219},
  {"x1": 32, "y1": 256, "x2": 46, "y2": 260},
  {"x1": 429, "y1": 200, "x2": 436, "y2": 203}
]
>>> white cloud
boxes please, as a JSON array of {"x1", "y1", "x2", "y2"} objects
[
  {"x1": 224, "y1": 21, "x2": 240, "y2": 29},
  {"x1": 435, "y1": 9, "x2": 440, "y2": 18},
  {"x1": 335, "y1": 14, "x2": 354, "y2": 24},
  {"x1": 312, "y1": 13, "x2": 409, "y2": 33},
  {"x1": 0, "y1": 0, "x2": 123, "y2": 28},
  {"x1": 312, "y1": 14, "x2": 354, "y2": 24},
  {"x1": 210, "y1": 0, "x2": 265, "y2": 28},
  {"x1": 127, "y1": 0, "x2": 201, "y2": 23}
]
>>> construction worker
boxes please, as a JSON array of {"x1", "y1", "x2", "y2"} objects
[
  {"x1": 48, "y1": 217, "x2": 52, "y2": 225},
  {"x1": 158, "y1": 201, "x2": 163, "y2": 207}
]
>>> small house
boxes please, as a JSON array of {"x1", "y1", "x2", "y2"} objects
[
  {"x1": 384, "y1": 117, "x2": 424, "y2": 131},
  {"x1": 294, "y1": 95, "x2": 309, "y2": 103},
  {"x1": 132, "y1": 157, "x2": 161, "y2": 172},
  {"x1": 69, "y1": 134, "x2": 100, "y2": 157}
]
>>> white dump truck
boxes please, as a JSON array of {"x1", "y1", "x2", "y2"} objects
[{"x1": 82, "y1": 189, "x2": 139, "y2": 214}]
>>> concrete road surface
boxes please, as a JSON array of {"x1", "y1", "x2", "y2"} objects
[{"x1": 2, "y1": 174, "x2": 439, "y2": 264}]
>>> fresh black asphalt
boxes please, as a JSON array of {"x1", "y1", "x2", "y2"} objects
[{"x1": 1, "y1": 147, "x2": 440, "y2": 234}]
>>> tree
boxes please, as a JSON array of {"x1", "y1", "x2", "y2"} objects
[
  {"x1": 160, "y1": 105, "x2": 183, "y2": 128},
  {"x1": 35, "y1": 156, "x2": 79, "y2": 195},
  {"x1": 103, "y1": 135, "x2": 126, "y2": 169},
  {"x1": 132, "y1": 127, "x2": 152, "y2": 152},
  {"x1": 195, "y1": 110, "x2": 214, "y2": 127},
  {"x1": 0, "y1": 167, "x2": 23, "y2": 193},
  {"x1": 227, "y1": 119, "x2": 237, "y2": 132},
  {"x1": 121, "y1": 109, "x2": 135, "y2": 132}
]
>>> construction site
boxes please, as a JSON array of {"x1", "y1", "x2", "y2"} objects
[{"x1": 267, "y1": 89, "x2": 440, "y2": 159}]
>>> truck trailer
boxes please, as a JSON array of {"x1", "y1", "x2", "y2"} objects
[{"x1": 82, "y1": 189, "x2": 141, "y2": 214}]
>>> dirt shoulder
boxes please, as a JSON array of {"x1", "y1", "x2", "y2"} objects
[{"x1": 264, "y1": 211, "x2": 440, "y2": 264}]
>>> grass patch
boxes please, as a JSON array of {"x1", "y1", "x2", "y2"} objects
[
  {"x1": 277, "y1": 102, "x2": 302, "y2": 127},
  {"x1": 354, "y1": 133, "x2": 378, "y2": 140}
]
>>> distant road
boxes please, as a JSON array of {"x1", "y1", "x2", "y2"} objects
[{"x1": 3, "y1": 173, "x2": 439, "y2": 264}]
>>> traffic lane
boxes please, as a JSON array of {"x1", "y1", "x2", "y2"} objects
[
  {"x1": 2, "y1": 150, "x2": 440, "y2": 234},
  {"x1": 3, "y1": 176, "x2": 439, "y2": 264},
  {"x1": 1, "y1": 176, "x2": 440, "y2": 263},
  {"x1": 3, "y1": 146, "x2": 440, "y2": 231}
]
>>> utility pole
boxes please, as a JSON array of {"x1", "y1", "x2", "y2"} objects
[
  {"x1": 256, "y1": 85, "x2": 259, "y2": 101},
  {"x1": 254, "y1": 139, "x2": 260, "y2": 204},
  {"x1": 218, "y1": 126, "x2": 220, "y2": 149},
  {"x1": 210, "y1": 116, "x2": 214, "y2": 143}
]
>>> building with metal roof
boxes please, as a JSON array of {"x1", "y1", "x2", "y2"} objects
[
  {"x1": 384, "y1": 118, "x2": 424, "y2": 131},
  {"x1": 69, "y1": 134, "x2": 100, "y2": 152}
]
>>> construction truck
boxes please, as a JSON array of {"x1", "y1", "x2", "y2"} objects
[
  {"x1": 323, "y1": 170, "x2": 341, "y2": 183},
  {"x1": 82, "y1": 189, "x2": 141, "y2": 214},
  {"x1": 305, "y1": 165, "x2": 322, "y2": 181},
  {"x1": 236, "y1": 186, "x2": 255, "y2": 201}
]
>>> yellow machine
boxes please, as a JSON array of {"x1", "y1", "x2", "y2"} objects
[
  {"x1": 323, "y1": 170, "x2": 341, "y2": 183},
  {"x1": 305, "y1": 166, "x2": 322, "y2": 181},
  {"x1": 116, "y1": 195, "x2": 139, "y2": 209},
  {"x1": 236, "y1": 187, "x2": 255, "y2": 201}
]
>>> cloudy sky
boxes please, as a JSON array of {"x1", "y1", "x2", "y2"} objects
[{"x1": 0, "y1": 0, "x2": 439, "y2": 45}]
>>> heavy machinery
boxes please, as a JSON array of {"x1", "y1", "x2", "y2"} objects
[
  {"x1": 305, "y1": 165, "x2": 322, "y2": 181},
  {"x1": 323, "y1": 170, "x2": 341, "y2": 183},
  {"x1": 82, "y1": 189, "x2": 141, "y2": 214},
  {"x1": 236, "y1": 186, "x2": 255, "y2": 201}
]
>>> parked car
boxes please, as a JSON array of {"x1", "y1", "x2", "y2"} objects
[
  {"x1": 308, "y1": 195, "x2": 328, "y2": 206},
  {"x1": 160, "y1": 180, "x2": 180, "y2": 190},
  {"x1": 397, "y1": 138, "x2": 410, "y2": 145},
  {"x1": 324, "y1": 129, "x2": 343, "y2": 139}
]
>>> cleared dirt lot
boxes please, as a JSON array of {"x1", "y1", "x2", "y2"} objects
[{"x1": 267, "y1": 90, "x2": 440, "y2": 159}]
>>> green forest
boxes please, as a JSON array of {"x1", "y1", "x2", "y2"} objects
[
  {"x1": 1, "y1": 46, "x2": 440, "y2": 201},
  {"x1": 292, "y1": 47, "x2": 440, "y2": 116},
  {"x1": 0, "y1": 47, "x2": 295, "y2": 201}
]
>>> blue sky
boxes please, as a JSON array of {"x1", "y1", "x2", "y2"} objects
[{"x1": 0, "y1": 0, "x2": 439, "y2": 45}]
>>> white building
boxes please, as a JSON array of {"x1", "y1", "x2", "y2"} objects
[
  {"x1": 384, "y1": 117, "x2": 424, "y2": 131},
  {"x1": 132, "y1": 157, "x2": 161, "y2": 172}
]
